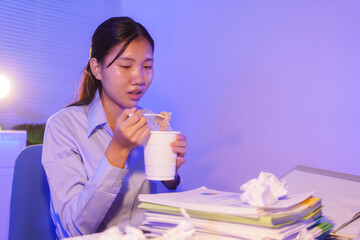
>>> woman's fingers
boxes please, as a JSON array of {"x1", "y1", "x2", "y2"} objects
[
  {"x1": 170, "y1": 135, "x2": 187, "y2": 147},
  {"x1": 113, "y1": 108, "x2": 150, "y2": 148},
  {"x1": 170, "y1": 134, "x2": 188, "y2": 157},
  {"x1": 172, "y1": 146, "x2": 187, "y2": 157},
  {"x1": 171, "y1": 141, "x2": 187, "y2": 147},
  {"x1": 176, "y1": 156, "x2": 186, "y2": 170},
  {"x1": 176, "y1": 134, "x2": 186, "y2": 141},
  {"x1": 121, "y1": 109, "x2": 144, "y2": 127},
  {"x1": 131, "y1": 122, "x2": 150, "y2": 145},
  {"x1": 128, "y1": 115, "x2": 148, "y2": 133},
  {"x1": 116, "y1": 109, "x2": 146, "y2": 133},
  {"x1": 115, "y1": 107, "x2": 136, "y2": 124},
  {"x1": 139, "y1": 126, "x2": 151, "y2": 143}
]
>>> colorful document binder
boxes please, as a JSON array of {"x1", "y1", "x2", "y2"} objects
[{"x1": 139, "y1": 186, "x2": 332, "y2": 239}]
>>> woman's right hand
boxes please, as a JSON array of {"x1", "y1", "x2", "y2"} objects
[{"x1": 106, "y1": 108, "x2": 150, "y2": 168}]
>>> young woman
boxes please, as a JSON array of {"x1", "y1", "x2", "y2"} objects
[{"x1": 42, "y1": 17, "x2": 187, "y2": 239}]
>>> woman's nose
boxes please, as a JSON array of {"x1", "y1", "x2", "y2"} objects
[{"x1": 131, "y1": 67, "x2": 145, "y2": 85}]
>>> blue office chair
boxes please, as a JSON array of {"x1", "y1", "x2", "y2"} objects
[{"x1": 9, "y1": 144, "x2": 57, "y2": 240}]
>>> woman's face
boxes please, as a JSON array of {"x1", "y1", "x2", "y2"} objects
[{"x1": 96, "y1": 37, "x2": 154, "y2": 112}]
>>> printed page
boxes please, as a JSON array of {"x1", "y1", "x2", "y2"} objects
[{"x1": 139, "y1": 186, "x2": 313, "y2": 217}]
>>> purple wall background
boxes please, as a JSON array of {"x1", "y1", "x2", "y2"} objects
[
  {"x1": 0, "y1": 1, "x2": 359, "y2": 192},
  {"x1": 120, "y1": 1, "x2": 360, "y2": 191}
]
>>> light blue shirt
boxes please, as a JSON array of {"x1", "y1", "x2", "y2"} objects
[{"x1": 42, "y1": 90, "x2": 180, "y2": 239}]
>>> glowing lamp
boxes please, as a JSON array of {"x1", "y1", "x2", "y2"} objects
[{"x1": 0, "y1": 74, "x2": 11, "y2": 99}]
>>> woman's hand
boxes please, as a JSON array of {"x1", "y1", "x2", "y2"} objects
[
  {"x1": 112, "y1": 108, "x2": 150, "y2": 149},
  {"x1": 171, "y1": 134, "x2": 187, "y2": 171},
  {"x1": 106, "y1": 108, "x2": 150, "y2": 168},
  {"x1": 162, "y1": 134, "x2": 187, "y2": 190}
]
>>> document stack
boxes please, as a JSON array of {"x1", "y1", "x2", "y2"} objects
[{"x1": 138, "y1": 187, "x2": 333, "y2": 240}]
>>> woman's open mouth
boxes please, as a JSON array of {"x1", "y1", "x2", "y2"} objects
[{"x1": 128, "y1": 90, "x2": 143, "y2": 101}]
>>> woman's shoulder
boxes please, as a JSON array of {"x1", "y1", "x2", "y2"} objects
[{"x1": 47, "y1": 105, "x2": 87, "y2": 128}]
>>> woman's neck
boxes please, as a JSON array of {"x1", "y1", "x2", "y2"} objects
[{"x1": 100, "y1": 96, "x2": 124, "y2": 131}]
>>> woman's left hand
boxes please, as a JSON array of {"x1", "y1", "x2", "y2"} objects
[{"x1": 171, "y1": 134, "x2": 187, "y2": 170}]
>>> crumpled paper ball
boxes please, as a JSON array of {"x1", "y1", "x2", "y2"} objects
[
  {"x1": 122, "y1": 226, "x2": 147, "y2": 240},
  {"x1": 162, "y1": 221, "x2": 198, "y2": 240},
  {"x1": 162, "y1": 208, "x2": 199, "y2": 240},
  {"x1": 240, "y1": 171, "x2": 288, "y2": 207},
  {"x1": 97, "y1": 226, "x2": 123, "y2": 240},
  {"x1": 97, "y1": 226, "x2": 146, "y2": 240}
]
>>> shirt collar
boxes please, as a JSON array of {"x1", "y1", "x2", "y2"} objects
[{"x1": 87, "y1": 90, "x2": 108, "y2": 137}]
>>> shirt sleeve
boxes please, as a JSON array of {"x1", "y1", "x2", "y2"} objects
[{"x1": 42, "y1": 117, "x2": 127, "y2": 238}]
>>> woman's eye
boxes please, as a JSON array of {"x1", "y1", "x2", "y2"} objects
[
  {"x1": 120, "y1": 65, "x2": 131, "y2": 69},
  {"x1": 143, "y1": 65, "x2": 153, "y2": 69}
]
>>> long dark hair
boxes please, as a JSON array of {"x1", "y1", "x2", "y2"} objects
[{"x1": 68, "y1": 17, "x2": 154, "y2": 107}]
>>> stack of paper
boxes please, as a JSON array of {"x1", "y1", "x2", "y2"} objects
[{"x1": 138, "y1": 187, "x2": 333, "y2": 240}]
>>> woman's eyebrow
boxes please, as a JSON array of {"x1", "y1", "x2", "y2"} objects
[
  {"x1": 117, "y1": 57, "x2": 134, "y2": 61},
  {"x1": 117, "y1": 57, "x2": 154, "y2": 61}
]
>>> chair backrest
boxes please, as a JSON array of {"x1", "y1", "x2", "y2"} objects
[{"x1": 9, "y1": 144, "x2": 57, "y2": 240}]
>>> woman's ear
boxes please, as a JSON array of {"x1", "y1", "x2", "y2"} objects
[{"x1": 90, "y1": 58, "x2": 102, "y2": 80}]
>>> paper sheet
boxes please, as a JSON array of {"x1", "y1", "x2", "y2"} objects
[{"x1": 139, "y1": 186, "x2": 314, "y2": 218}]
